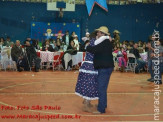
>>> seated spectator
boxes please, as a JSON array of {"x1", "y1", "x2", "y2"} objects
[
  {"x1": 62, "y1": 40, "x2": 77, "y2": 70},
  {"x1": 114, "y1": 47, "x2": 127, "y2": 72},
  {"x1": 11, "y1": 40, "x2": 28, "y2": 71},
  {"x1": 138, "y1": 40, "x2": 143, "y2": 48},
  {"x1": 113, "y1": 46, "x2": 118, "y2": 52},
  {"x1": 143, "y1": 42, "x2": 148, "y2": 52},
  {"x1": 122, "y1": 40, "x2": 127, "y2": 51},
  {"x1": 67, "y1": 40, "x2": 77, "y2": 50},
  {"x1": 32, "y1": 39, "x2": 40, "y2": 50},
  {"x1": 25, "y1": 40, "x2": 41, "y2": 72},
  {"x1": 42, "y1": 39, "x2": 48, "y2": 48},
  {"x1": 11, "y1": 40, "x2": 23, "y2": 63},
  {"x1": 3, "y1": 36, "x2": 13, "y2": 47},
  {"x1": 42, "y1": 40, "x2": 54, "y2": 52},
  {"x1": 56, "y1": 38, "x2": 62, "y2": 50},
  {"x1": 50, "y1": 40, "x2": 59, "y2": 52},
  {"x1": 129, "y1": 40, "x2": 134, "y2": 47},
  {"x1": 129, "y1": 43, "x2": 146, "y2": 73}
]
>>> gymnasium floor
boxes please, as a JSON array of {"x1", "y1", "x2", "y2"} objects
[{"x1": 0, "y1": 70, "x2": 162, "y2": 122}]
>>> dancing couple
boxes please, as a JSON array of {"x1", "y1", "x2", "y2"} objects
[{"x1": 75, "y1": 26, "x2": 114, "y2": 114}]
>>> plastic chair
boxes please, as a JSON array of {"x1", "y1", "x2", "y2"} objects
[
  {"x1": 48, "y1": 52, "x2": 61, "y2": 71},
  {"x1": 125, "y1": 53, "x2": 137, "y2": 73}
]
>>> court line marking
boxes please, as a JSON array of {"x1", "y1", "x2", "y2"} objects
[
  {"x1": 0, "y1": 92, "x2": 162, "y2": 95},
  {"x1": 0, "y1": 81, "x2": 161, "y2": 92},
  {"x1": 0, "y1": 101, "x2": 162, "y2": 117}
]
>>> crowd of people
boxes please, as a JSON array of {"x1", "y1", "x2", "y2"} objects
[{"x1": 0, "y1": 30, "x2": 162, "y2": 80}]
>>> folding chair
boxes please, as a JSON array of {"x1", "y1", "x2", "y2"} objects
[
  {"x1": 48, "y1": 52, "x2": 61, "y2": 71},
  {"x1": 125, "y1": 53, "x2": 137, "y2": 73},
  {"x1": 112, "y1": 52, "x2": 119, "y2": 71}
]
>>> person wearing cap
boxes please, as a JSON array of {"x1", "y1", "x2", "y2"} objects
[
  {"x1": 82, "y1": 32, "x2": 90, "y2": 42},
  {"x1": 86, "y1": 26, "x2": 114, "y2": 114}
]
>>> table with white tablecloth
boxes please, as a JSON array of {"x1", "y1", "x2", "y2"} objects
[{"x1": 37, "y1": 51, "x2": 85, "y2": 66}]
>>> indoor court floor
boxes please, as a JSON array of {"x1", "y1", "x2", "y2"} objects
[{"x1": 0, "y1": 70, "x2": 162, "y2": 122}]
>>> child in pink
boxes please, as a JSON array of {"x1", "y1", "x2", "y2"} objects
[{"x1": 114, "y1": 47, "x2": 127, "y2": 71}]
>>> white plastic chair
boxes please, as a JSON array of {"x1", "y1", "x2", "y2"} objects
[
  {"x1": 1, "y1": 48, "x2": 17, "y2": 71},
  {"x1": 125, "y1": 53, "x2": 137, "y2": 73}
]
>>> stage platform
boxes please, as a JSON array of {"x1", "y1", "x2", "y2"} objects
[{"x1": 0, "y1": 71, "x2": 162, "y2": 122}]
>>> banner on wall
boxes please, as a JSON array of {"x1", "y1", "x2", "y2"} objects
[
  {"x1": 31, "y1": 22, "x2": 80, "y2": 42},
  {"x1": 85, "y1": 0, "x2": 108, "y2": 16}
]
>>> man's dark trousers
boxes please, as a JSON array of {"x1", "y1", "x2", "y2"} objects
[{"x1": 97, "y1": 67, "x2": 113, "y2": 113}]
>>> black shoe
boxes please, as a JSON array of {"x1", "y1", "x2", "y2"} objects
[
  {"x1": 18, "y1": 67, "x2": 23, "y2": 72},
  {"x1": 147, "y1": 78, "x2": 152, "y2": 81},
  {"x1": 135, "y1": 70, "x2": 139, "y2": 73},
  {"x1": 148, "y1": 78, "x2": 154, "y2": 82}
]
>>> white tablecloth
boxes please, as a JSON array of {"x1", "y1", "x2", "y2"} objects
[
  {"x1": 39, "y1": 51, "x2": 60, "y2": 62},
  {"x1": 39, "y1": 51, "x2": 84, "y2": 65},
  {"x1": 72, "y1": 52, "x2": 83, "y2": 65}
]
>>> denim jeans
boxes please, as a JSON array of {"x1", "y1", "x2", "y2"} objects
[
  {"x1": 97, "y1": 67, "x2": 113, "y2": 113},
  {"x1": 136, "y1": 59, "x2": 146, "y2": 71},
  {"x1": 158, "y1": 62, "x2": 163, "y2": 82},
  {"x1": 148, "y1": 59, "x2": 154, "y2": 79}
]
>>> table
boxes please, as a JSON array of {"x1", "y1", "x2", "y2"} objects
[{"x1": 37, "y1": 51, "x2": 85, "y2": 66}]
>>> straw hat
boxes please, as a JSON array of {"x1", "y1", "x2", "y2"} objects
[
  {"x1": 95, "y1": 26, "x2": 110, "y2": 35},
  {"x1": 113, "y1": 30, "x2": 120, "y2": 34}
]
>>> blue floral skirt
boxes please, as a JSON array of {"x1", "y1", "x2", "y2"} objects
[{"x1": 75, "y1": 62, "x2": 99, "y2": 100}]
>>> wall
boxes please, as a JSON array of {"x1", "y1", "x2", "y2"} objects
[{"x1": 0, "y1": 1, "x2": 163, "y2": 43}]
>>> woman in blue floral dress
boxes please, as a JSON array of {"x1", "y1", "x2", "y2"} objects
[{"x1": 75, "y1": 33, "x2": 110, "y2": 112}]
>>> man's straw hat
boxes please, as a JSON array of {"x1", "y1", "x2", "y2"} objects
[
  {"x1": 95, "y1": 26, "x2": 110, "y2": 35},
  {"x1": 113, "y1": 30, "x2": 120, "y2": 34}
]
